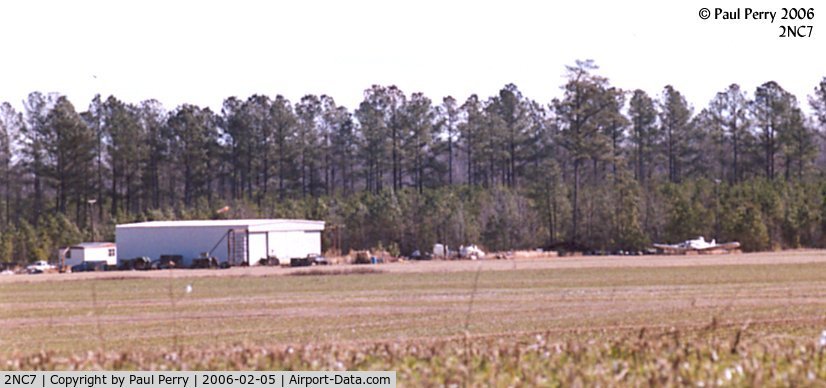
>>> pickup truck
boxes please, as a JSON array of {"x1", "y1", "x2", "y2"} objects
[{"x1": 26, "y1": 260, "x2": 56, "y2": 274}]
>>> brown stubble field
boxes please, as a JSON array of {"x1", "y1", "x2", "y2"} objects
[{"x1": 3, "y1": 250, "x2": 826, "y2": 385}]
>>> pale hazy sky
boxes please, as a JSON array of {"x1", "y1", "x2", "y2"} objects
[{"x1": 0, "y1": 0, "x2": 823, "y2": 113}]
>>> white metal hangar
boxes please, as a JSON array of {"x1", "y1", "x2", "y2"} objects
[{"x1": 115, "y1": 219, "x2": 325, "y2": 266}]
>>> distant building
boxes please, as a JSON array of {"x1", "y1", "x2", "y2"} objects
[
  {"x1": 63, "y1": 242, "x2": 118, "y2": 267},
  {"x1": 115, "y1": 219, "x2": 325, "y2": 266}
]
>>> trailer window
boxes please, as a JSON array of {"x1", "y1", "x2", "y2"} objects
[
  {"x1": 66, "y1": 250, "x2": 71, "y2": 258},
  {"x1": 108, "y1": 249, "x2": 115, "y2": 257}
]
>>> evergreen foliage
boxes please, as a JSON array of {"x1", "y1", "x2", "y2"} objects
[{"x1": 1, "y1": 67, "x2": 826, "y2": 262}]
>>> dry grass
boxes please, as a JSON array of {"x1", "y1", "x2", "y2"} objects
[
  {"x1": 4, "y1": 249, "x2": 825, "y2": 284},
  {"x1": 3, "y1": 251, "x2": 826, "y2": 385},
  {"x1": 5, "y1": 327, "x2": 826, "y2": 385},
  {"x1": 287, "y1": 267, "x2": 384, "y2": 276}
]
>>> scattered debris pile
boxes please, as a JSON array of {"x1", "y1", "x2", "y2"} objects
[{"x1": 352, "y1": 250, "x2": 388, "y2": 265}]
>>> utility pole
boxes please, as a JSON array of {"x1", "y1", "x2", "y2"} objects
[
  {"x1": 88, "y1": 198, "x2": 97, "y2": 241},
  {"x1": 326, "y1": 224, "x2": 344, "y2": 255},
  {"x1": 714, "y1": 179, "x2": 721, "y2": 240}
]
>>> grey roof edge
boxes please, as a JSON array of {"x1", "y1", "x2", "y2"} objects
[
  {"x1": 115, "y1": 219, "x2": 326, "y2": 228},
  {"x1": 70, "y1": 242, "x2": 117, "y2": 249}
]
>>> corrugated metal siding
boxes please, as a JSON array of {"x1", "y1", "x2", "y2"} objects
[{"x1": 115, "y1": 219, "x2": 324, "y2": 266}]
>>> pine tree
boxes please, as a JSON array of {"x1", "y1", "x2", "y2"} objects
[
  {"x1": 489, "y1": 84, "x2": 529, "y2": 188},
  {"x1": 221, "y1": 96, "x2": 247, "y2": 199},
  {"x1": 598, "y1": 88, "x2": 628, "y2": 177},
  {"x1": 724, "y1": 202, "x2": 770, "y2": 251},
  {"x1": 295, "y1": 95, "x2": 323, "y2": 197},
  {"x1": 402, "y1": 92, "x2": 434, "y2": 193},
  {"x1": 0, "y1": 103, "x2": 21, "y2": 229},
  {"x1": 167, "y1": 105, "x2": 219, "y2": 206},
  {"x1": 659, "y1": 86, "x2": 692, "y2": 183},
  {"x1": 553, "y1": 60, "x2": 614, "y2": 243},
  {"x1": 459, "y1": 95, "x2": 485, "y2": 186},
  {"x1": 322, "y1": 100, "x2": 356, "y2": 194},
  {"x1": 137, "y1": 100, "x2": 167, "y2": 209},
  {"x1": 752, "y1": 81, "x2": 794, "y2": 180},
  {"x1": 0, "y1": 226, "x2": 14, "y2": 262},
  {"x1": 47, "y1": 96, "x2": 96, "y2": 223},
  {"x1": 83, "y1": 95, "x2": 106, "y2": 219},
  {"x1": 270, "y1": 96, "x2": 297, "y2": 199},
  {"x1": 613, "y1": 165, "x2": 646, "y2": 250},
  {"x1": 21, "y1": 92, "x2": 56, "y2": 223},
  {"x1": 628, "y1": 89, "x2": 658, "y2": 184},
  {"x1": 778, "y1": 106, "x2": 815, "y2": 180},
  {"x1": 103, "y1": 97, "x2": 144, "y2": 216},
  {"x1": 811, "y1": 77, "x2": 826, "y2": 131},
  {"x1": 436, "y1": 96, "x2": 460, "y2": 185},
  {"x1": 709, "y1": 84, "x2": 750, "y2": 183}
]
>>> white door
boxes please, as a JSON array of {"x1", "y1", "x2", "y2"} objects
[{"x1": 247, "y1": 232, "x2": 268, "y2": 266}]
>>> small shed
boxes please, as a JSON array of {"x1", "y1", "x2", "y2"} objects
[
  {"x1": 115, "y1": 219, "x2": 325, "y2": 266},
  {"x1": 63, "y1": 242, "x2": 117, "y2": 267}
]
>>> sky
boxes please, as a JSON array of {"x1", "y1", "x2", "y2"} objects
[{"x1": 0, "y1": 0, "x2": 823, "y2": 113}]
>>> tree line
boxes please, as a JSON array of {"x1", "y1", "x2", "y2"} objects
[{"x1": 1, "y1": 60, "x2": 826, "y2": 262}]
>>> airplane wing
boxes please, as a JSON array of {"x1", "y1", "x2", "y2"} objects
[
  {"x1": 652, "y1": 244, "x2": 687, "y2": 253},
  {"x1": 696, "y1": 242, "x2": 741, "y2": 251}
]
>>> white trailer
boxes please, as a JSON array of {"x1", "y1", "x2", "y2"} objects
[
  {"x1": 115, "y1": 219, "x2": 325, "y2": 267},
  {"x1": 63, "y1": 242, "x2": 118, "y2": 267}
]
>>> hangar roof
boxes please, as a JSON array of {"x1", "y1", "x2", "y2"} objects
[
  {"x1": 70, "y1": 242, "x2": 117, "y2": 249},
  {"x1": 116, "y1": 219, "x2": 325, "y2": 232}
]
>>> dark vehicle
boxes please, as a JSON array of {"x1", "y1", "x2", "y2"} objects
[
  {"x1": 158, "y1": 255, "x2": 183, "y2": 269},
  {"x1": 71, "y1": 261, "x2": 108, "y2": 272},
  {"x1": 409, "y1": 250, "x2": 432, "y2": 261},
  {"x1": 287, "y1": 254, "x2": 328, "y2": 267},
  {"x1": 291, "y1": 255, "x2": 327, "y2": 267},
  {"x1": 119, "y1": 256, "x2": 152, "y2": 270},
  {"x1": 258, "y1": 256, "x2": 280, "y2": 266},
  {"x1": 191, "y1": 256, "x2": 219, "y2": 269}
]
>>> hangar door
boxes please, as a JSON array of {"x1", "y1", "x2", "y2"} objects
[
  {"x1": 267, "y1": 231, "x2": 321, "y2": 260},
  {"x1": 227, "y1": 229, "x2": 248, "y2": 266},
  {"x1": 247, "y1": 232, "x2": 268, "y2": 265}
]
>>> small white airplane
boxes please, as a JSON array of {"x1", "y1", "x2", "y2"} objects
[
  {"x1": 653, "y1": 236, "x2": 740, "y2": 254},
  {"x1": 459, "y1": 245, "x2": 485, "y2": 260}
]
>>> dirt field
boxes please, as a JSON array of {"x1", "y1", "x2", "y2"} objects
[{"x1": 4, "y1": 250, "x2": 826, "y2": 383}]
